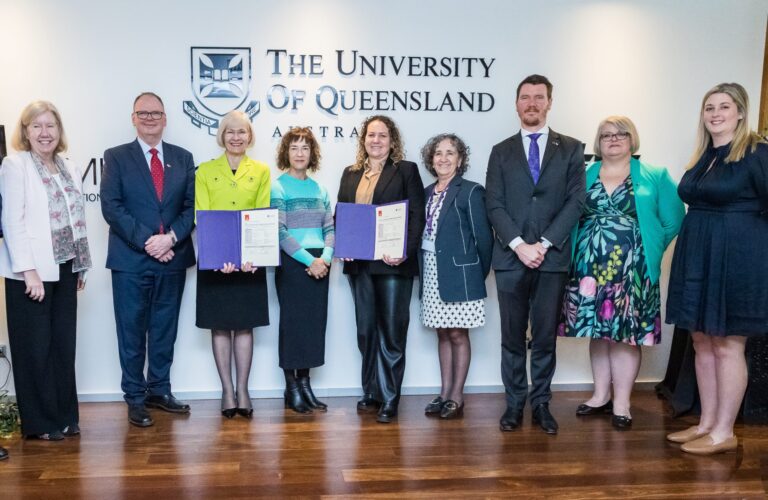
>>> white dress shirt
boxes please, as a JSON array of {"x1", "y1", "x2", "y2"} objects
[{"x1": 137, "y1": 138, "x2": 165, "y2": 171}]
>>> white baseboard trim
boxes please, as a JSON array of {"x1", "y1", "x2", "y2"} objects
[{"x1": 73, "y1": 381, "x2": 660, "y2": 403}]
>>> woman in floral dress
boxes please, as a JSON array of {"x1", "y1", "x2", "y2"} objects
[{"x1": 560, "y1": 116, "x2": 684, "y2": 430}]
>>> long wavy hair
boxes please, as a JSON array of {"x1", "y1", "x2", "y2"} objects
[
  {"x1": 687, "y1": 82, "x2": 765, "y2": 169},
  {"x1": 351, "y1": 115, "x2": 404, "y2": 171}
]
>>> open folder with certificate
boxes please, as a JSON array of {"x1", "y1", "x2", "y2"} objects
[
  {"x1": 196, "y1": 208, "x2": 280, "y2": 270},
  {"x1": 335, "y1": 201, "x2": 408, "y2": 260}
]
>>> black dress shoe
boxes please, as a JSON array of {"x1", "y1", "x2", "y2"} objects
[
  {"x1": 532, "y1": 403, "x2": 559, "y2": 435},
  {"x1": 145, "y1": 394, "x2": 191, "y2": 414},
  {"x1": 576, "y1": 400, "x2": 613, "y2": 416},
  {"x1": 62, "y1": 423, "x2": 80, "y2": 436},
  {"x1": 499, "y1": 407, "x2": 523, "y2": 431},
  {"x1": 0, "y1": 447, "x2": 7, "y2": 460},
  {"x1": 27, "y1": 430, "x2": 65, "y2": 441},
  {"x1": 612, "y1": 414, "x2": 633, "y2": 430},
  {"x1": 298, "y1": 377, "x2": 328, "y2": 412},
  {"x1": 424, "y1": 396, "x2": 445, "y2": 415},
  {"x1": 440, "y1": 400, "x2": 464, "y2": 419},
  {"x1": 376, "y1": 402, "x2": 398, "y2": 423},
  {"x1": 128, "y1": 405, "x2": 154, "y2": 427},
  {"x1": 357, "y1": 394, "x2": 381, "y2": 412}
]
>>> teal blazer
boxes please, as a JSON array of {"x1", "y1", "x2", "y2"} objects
[{"x1": 575, "y1": 158, "x2": 685, "y2": 284}]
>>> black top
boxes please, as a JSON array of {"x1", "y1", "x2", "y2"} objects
[{"x1": 678, "y1": 142, "x2": 768, "y2": 211}]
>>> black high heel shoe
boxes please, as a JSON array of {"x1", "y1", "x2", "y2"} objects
[
  {"x1": 297, "y1": 376, "x2": 327, "y2": 411},
  {"x1": 221, "y1": 408, "x2": 237, "y2": 419},
  {"x1": 236, "y1": 407, "x2": 253, "y2": 419},
  {"x1": 284, "y1": 381, "x2": 312, "y2": 414},
  {"x1": 221, "y1": 394, "x2": 237, "y2": 419}
]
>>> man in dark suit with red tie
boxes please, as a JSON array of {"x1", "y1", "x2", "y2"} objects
[
  {"x1": 101, "y1": 92, "x2": 196, "y2": 427},
  {"x1": 486, "y1": 75, "x2": 586, "y2": 435}
]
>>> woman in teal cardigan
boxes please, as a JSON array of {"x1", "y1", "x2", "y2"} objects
[{"x1": 560, "y1": 116, "x2": 685, "y2": 430}]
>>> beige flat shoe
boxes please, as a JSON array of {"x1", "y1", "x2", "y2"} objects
[
  {"x1": 681, "y1": 435, "x2": 738, "y2": 455},
  {"x1": 666, "y1": 425, "x2": 707, "y2": 443}
]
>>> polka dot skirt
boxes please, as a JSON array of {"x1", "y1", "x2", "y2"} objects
[{"x1": 420, "y1": 190, "x2": 485, "y2": 329}]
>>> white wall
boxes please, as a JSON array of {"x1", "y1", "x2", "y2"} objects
[{"x1": 0, "y1": 0, "x2": 765, "y2": 400}]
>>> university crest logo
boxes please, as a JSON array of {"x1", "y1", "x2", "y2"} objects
[{"x1": 183, "y1": 47, "x2": 260, "y2": 135}]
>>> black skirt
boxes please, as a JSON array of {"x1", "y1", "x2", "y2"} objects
[
  {"x1": 274, "y1": 249, "x2": 329, "y2": 369},
  {"x1": 196, "y1": 267, "x2": 269, "y2": 330}
]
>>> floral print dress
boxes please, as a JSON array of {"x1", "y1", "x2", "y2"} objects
[{"x1": 560, "y1": 176, "x2": 661, "y2": 345}]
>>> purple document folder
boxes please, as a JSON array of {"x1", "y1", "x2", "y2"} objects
[
  {"x1": 335, "y1": 201, "x2": 409, "y2": 260},
  {"x1": 197, "y1": 211, "x2": 241, "y2": 270}
]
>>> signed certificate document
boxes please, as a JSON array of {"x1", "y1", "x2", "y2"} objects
[
  {"x1": 373, "y1": 202, "x2": 407, "y2": 259},
  {"x1": 197, "y1": 208, "x2": 280, "y2": 269},
  {"x1": 335, "y1": 201, "x2": 408, "y2": 260},
  {"x1": 240, "y1": 209, "x2": 280, "y2": 266}
]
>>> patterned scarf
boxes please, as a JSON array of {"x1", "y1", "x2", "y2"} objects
[{"x1": 30, "y1": 153, "x2": 92, "y2": 273}]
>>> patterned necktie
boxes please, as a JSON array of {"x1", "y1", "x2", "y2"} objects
[
  {"x1": 149, "y1": 148, "x2": 164, "y2": 200},
  {"x1": 149, "y1": 148, "x2": 164, "y2": 233},
  {"x1": 527, "y1": 133, "x2": 541, "y2": 184}
]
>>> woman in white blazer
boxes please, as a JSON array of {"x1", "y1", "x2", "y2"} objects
[{"x1": 0, "y1": 101, "x2": 91, "y2": 440}]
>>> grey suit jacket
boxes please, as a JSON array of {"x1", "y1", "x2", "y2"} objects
[{"x1": 485, "y1": 129, "x2": 585, "y2": 283}]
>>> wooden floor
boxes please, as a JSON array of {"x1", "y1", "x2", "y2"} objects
[{"x1": 0, "y1": 391, "x2": 767, "y2": 499}]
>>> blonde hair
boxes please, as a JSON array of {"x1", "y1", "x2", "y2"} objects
[
  {"x1": 593, "y1": 115, "x2": 639, "y2": 157},
  {"x1": 12, "y1": 100, "x2": 68, "y2": 154},
  {"x1": 687, "y1": 82, "x2": 765, "y2": 168},
  {"x1": 216, "y1": 110, "x2": 254, "y2": 149},
  {"x1": 351, "y1": 115, "x2": 404, "y2": 171}
]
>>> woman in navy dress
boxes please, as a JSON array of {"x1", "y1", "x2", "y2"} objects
[{"x1": 665, "y1": 82, "x2": 768, "y2": 455}]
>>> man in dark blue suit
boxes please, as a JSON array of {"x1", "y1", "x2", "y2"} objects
[
  {"x1": 486, "y1": 75, "x2": 586, "y2": 435},
  {"x1": 101, "y1": 92, "x2": 196, "y2": 427}
]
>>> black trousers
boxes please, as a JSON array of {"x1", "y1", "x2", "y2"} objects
[
  {"x1": 6, "y1": 261, "x2": 79, "y2": 435},
  {"x1": 347, "y1": 270, "x2": 413, "y2": 405},
  {"x1": 497, "y1": 269, "x2": 567, "y2": 410}
]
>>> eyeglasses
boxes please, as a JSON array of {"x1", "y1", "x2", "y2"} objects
[
  {"x1": 599, "y1": 132, "x2": 630, "y2": 142},
  {"x1": 134, "y1": 111, "x2": 165, "y2": 120}
]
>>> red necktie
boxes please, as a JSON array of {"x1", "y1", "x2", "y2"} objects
[
  {"x1": 149, "y1": 148, "x2": 165, "y2": 233},
  {"x1": 149, "y1": 148, "x2": 164, "y2": 200}
]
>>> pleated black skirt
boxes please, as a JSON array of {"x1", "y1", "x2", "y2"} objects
[
  {"x1": 274, "y1": 249, "x2": 329, "y2": 369},
  {"x1": 196, "y1": 267, "x2": 269, "y2": 330}
]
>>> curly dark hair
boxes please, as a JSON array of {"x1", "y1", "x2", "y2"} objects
[
  {"x1": 420, "y1": 133, "x2": 470, "y2": 177},
  {"x1": 351, "y1": 115, "x2": 404, "y2": 171},
  {"x1": 276, "y1": 127, "x2": 322, "y2": 172}
]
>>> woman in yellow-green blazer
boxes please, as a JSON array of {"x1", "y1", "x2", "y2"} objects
[{"x1": 195, "y1": 110, "x2": 270, "y2": 419}]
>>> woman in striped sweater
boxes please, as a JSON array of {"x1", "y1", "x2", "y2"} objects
[{"x1": 271, "y1": 127, "x2": 335, "y2": 413}]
